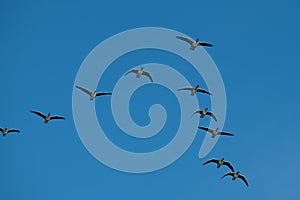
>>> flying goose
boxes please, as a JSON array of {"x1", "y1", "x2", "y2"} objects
[
  {"x1": 0, "y1": 127, "x2": 20, "y2": 137},
  {"x1": 177, "y1": 85, "x2": 212, "y2": 96},
  {"x1": 222, "y1": 171, "x2": 249, "y2": 186},
  {"x1": 198, "y1": 126, "x2": 234, "y2": 138},
  {"x1": 203, "y1": 158, "x2": 234, "y2": 172},
  {"x1": 76, "y1": 85, "x2": 112, "y2": 101},
  {"x1": 30, "y1": 110, "x2": 65, "y2": 123},
  {"x1": 193, "y1": 108, "x2": 217, "y2": 121},
  {"x1": 124, "y1": 67, "x2": 153, "y2": 82},
  {"x1": 176, "y1": 36, "x2": 213, "y2": 50}
]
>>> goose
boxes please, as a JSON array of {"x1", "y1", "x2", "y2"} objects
[
  {"x1": 176, "y1": 36, "x2": 213, "y2": 50},
  {"x1": 203, "y1": 158, "x2": 234, "y2": 172},
  {"x1": 198, "y1": 126, "x2": 234, "y2": 138},
  {"x1": 222, "y1": 171, "x2": 249, "y2": 186},
  {"x1": 177, "y1": 85, "x2": 212, "y2": 96},
  {"x1": 193, "y1": 108, "x2": 217, "y2": 121},
  {"x1": 0, "y1": 127, "x2": 20, "y2": 137},
  {"x1": 30, "y1": 110, "x2": 65, "y2": 123},
  {"x1": 124, "y1": 67, "x2": 153, "y2": 82},
  {"x1": 76, "y1": 85, "x2": 112, "y2": 101}
]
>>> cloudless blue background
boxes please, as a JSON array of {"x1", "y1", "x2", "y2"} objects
[{"x1": 1, "y1": 0, "x2": 299, "y2": 199}]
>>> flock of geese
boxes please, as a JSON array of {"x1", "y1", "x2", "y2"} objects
[{"x1": 1, "y1": 35, "x2": 248, "y2": 186}]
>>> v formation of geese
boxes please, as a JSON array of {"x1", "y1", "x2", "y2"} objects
[{"x1": 3, "y1": 35, "x2": 248, "y2": 187}]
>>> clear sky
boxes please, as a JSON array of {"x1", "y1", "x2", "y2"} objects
[{"x1": 1, "y1": 0, "x2": 299, "y2": 199}]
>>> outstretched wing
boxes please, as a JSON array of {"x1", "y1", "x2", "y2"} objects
[
  {"x1": 0, "y1": 128, "x2": 3, "y2": 133},
  {"x1": 196, "y1": 88, "x2": 212, "y2": 95},
  {"x1": 76, "y1": 85, "x2": 92, "y2": 96},
  {"x1": 221, "y1": 172, "x2": 234, "y2": 179},
  {"x1": 177, "y1": 87, "x2": 193, "y2": 91},
  {"x1": 192, "y1": 110, "x2": 203, "y2": 115},
  {"x1": 207, "y1": 112, "x2": 217, "y2": 121},
  {"x1": 238, "y1": 175, "x2": 249, "y2": 186},
  {"x1": 50, "y1": 116, "x2": 65, "y2": 120},
  {"x1": 176, "y1": 36, "x2": 194, "y2": 45},
  {"x1": 203, "y1": 159, "x2": 219, "y2": 166},
  {"x1": 142, "y1": 71, "x2": 153, "y2": 82},
  {"x1": 198, "y1": 126, "x2": 214, "y2": 134},
  {"x1": 198, "y1": 42, "x2": 213, "y2": 47},
  {"x1": 124, "y1": 69, "x2": 138, "y2": 76},
  {"x1": 30, "y1": 110, "x2": 46, "y2": 119},
  {"x1": 96, "y1": 92, "x2": 112, "y2": 96},
  {"x1": 220, "y1": 131, "x2": 234, "y2": 136},
  {"x1": 8, "y1": 129, "x2": 20, "y2": 133},
  {"x1": 223, "y1": 161, "x2": 235, "y2": 172}
]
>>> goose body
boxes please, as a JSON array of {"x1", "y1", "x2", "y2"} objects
[
  {"x1": 193, "y1": 108, "x2": 217, "y2": 121},
  {"x1": 198, "y1": 126, "x2": 234, "y2": 138},
  {"x1": 0, "y1": 127, "x2": 20, "y2": 137},
  {"x1": 222, "y1": 171, "x2": 249, "y2": 186},
  {"x1": 125, "y1": 67, "x2": 153, "y2": 82},
  {"x1": 75, "y1": 85, "x2": 112, "y2": 101},
  {"x1": 30, "y1": 110, "x2": 65, "y2": 123},
  {"x1": 176, "y1": 36, "x2": 213, "y2": 51},
  {"x1": 178, "y1": 85, "x2": 212, "y2": 96},
  {"x1": 203, "y1": 158, "x2": 234, "y2": 172}
]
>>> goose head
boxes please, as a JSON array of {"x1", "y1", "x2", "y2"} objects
[
  {"x1": 195, "y1": 85, "x2": 199, "y2": 89},
  {"x1": 220, "y1": 158, "x2": 224, "y2": 162},
  {"x1": 204, "y1": 107, "x2": 208, "y2": 112},
  {"x1": 196, "y1": 38, "x2": 199, "y2": 42},
  {"x1": 140, "y1": 67, "x2": 144, "y2": 71},
  {"x1": 47, "y1": 112, "x2": 51, "y2": 117},
  {"x1": 215, "y1": 127, "x2": 219, "y2": 132}
]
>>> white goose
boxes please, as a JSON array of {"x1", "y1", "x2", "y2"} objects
[
  {"x1": 178, "y1": 85, "x2": 212, "y2": 96},
  {"x1": 124, "y1": 67, "x2": 153, "y2": 82},
  {"x1": 198, "y1": 126, "x2": 234, "y2": 138},
  {"x1": 176, "y1": 36, "x2": 213, "y2": 50},
  {"x1": 193, "y1": 108, "x2": 217, "y2": 121},
  {"x1": 0, "y1": 127, "x2": 20, "y2": 137},
  {"x1": 222, "y1": 171, "x2": 249, "y2": 187},
  {"x1": 76, "y1": 85, "x2": 112, "y2": 101}
]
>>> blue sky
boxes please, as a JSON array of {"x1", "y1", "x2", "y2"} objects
[{"x1": 1, "y1": 0, "x2": 300, "y2": 199}]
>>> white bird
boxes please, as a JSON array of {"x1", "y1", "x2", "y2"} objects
[
  {"x1": 0, "y1": 127, "x2": 20, "y2": 137},
  {"x1": 176, "y1": 36, "x2": 213, "y2": 50},
  {"x1": 76, "y1": 85, "x2": 112, "y2": 101},
  {"x1": 222, "y1": 171, "x2": 249, "y2": 187},
  {"x1": 177, "y1": 85, "x2": 212, "y2": 96},
  {"x1": 30, "y1": 110, "x2": 65, "y2": 123},
  {"x1": 198, "y1": 126, "x2": 234, "y2": 138},
  {"x1": 203, "y1": 158, "x2": 234, "y2": 172},
  {"x1": 193, "y1": 107, "x2": 217, "y2": 121},
  {"x1": 124, "y1": 67, "x2": 153, "y2": 82}
]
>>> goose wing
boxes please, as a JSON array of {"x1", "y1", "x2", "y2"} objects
[
  {"x1": 0, "y1": 128, "x2": 3, "y2": 133},
  {"x1": 176, "y1": 36, "x2": 194, "y2": 45},
  {"x1": 30, "y1": 110, "x2": 46, "y2": 119},
  {"x1": 124, "y1": 69, "x2": 138, "y2": 76},
  {"x1": 76, "y1": 85, "x2": 92, "y2": 95},
  {"x1": 219, "y1": 131, "x2": 234, "y2": 136},
  {"x1": 223, "y1": 161, "x2": 235, "y2": 172},
  {"x1": 207, "y1": 112, "x2": 217, "y2": 121},
  {"x1": 50, "y1": 116, "x2": 65, "y2": 120},
  {"x1": 177, "y1": 87, "x2": 193, "y2": 91},
  {"x1": 8, "y1": 129, "x2": 20, "y2": 133},
  {"x1": 192, "y1": 110, "x2": 203, "y2": 115},
  {"x1": 196, "y1": 88, "x2": 212, "y2": 95},
  {"x1": 221, "y1": 172, "x2": 234, "y2": 179},
  {"x1": 203, "y1": 159, "x2": 219, "y2": 166},
  {"x1": 96, "y1": 92, "x2": 112, "y2": 96},
  {"x1": 142, "y1": 71, "x2": 153, "y2": 82},
  {"x1": 198, "y1": 42, "x2": 213, "y2": 47},
  {"x1": 198, "y1": 126, "x2": 214, "y2": 134},
  {"x1": 238, "y1": 175, "x2": 249, "y2": 186}
]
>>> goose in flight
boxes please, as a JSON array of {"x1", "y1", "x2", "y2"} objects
[
  {"x1": 203, "y1": 158, "x2": 234, "y2": 172},
  {"x1": 30, "y1": 110, "x2": 65, "y2": 123},
  {"x1": 198, "y1": 126, "x2": 234, "y2": 138},
  {"x1": 222, "y1": 171, "x2": 249, "y2": 187},
  {"x1": 176, "y1": 36, "x2": 213, "y2": 50},
  {"x1": 193, "y1": 108, "x2": 217, "y2": 121},
  {"x1": 124, "y1": 67, "x2": 153, "y2": 82},
  {"x1": 76, "y1": 85, "x2": 112, "y2": 101},
  {"x1": 0, "y1": 127, "x2": 20, "y2": 137},
  {"x1": 177, "y1": 85, "x2": 212, "y2": 96}
]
